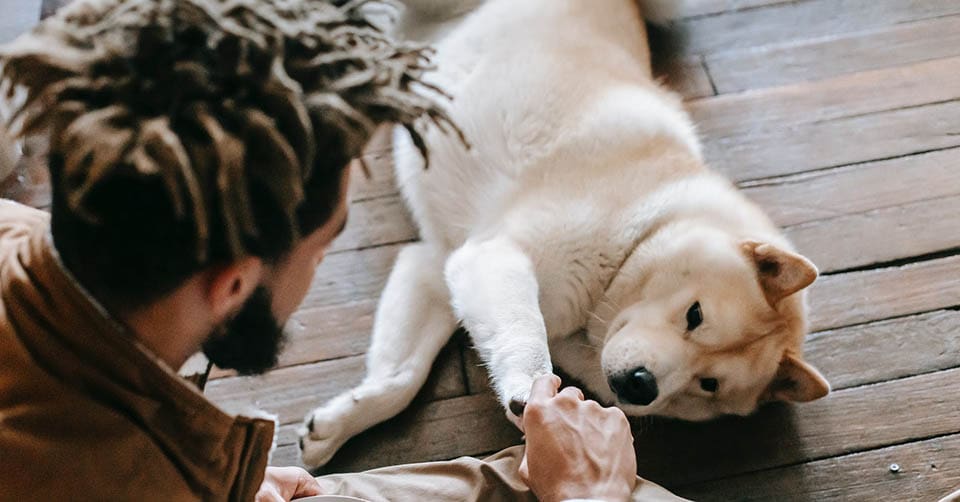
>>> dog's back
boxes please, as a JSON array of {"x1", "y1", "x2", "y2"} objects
[{"x1": 394, "y1": 0, "x2": 698, "y2": 249}]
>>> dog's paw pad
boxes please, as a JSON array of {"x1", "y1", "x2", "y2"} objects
[
  {"x1": 509, "y1": 398, "x2": 526, "y2": 417},
  {"x1": 298, "y1": 408, "x2": 348, "y2": 468}
]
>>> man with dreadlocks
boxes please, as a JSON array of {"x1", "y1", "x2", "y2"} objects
[{"x1": 0, "y1": 0, "x2": 677, "y2": 501}]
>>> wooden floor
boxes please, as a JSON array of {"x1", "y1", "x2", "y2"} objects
[{"x1": 3, "y1": 1, "x2": 959, "y2": 500}]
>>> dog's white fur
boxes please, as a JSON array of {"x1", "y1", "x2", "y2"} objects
[{"x1": 300, "y1": 0, "x2": 829, "y2": 467}]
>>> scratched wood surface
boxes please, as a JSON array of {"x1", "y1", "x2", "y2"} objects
[{"x1": 5, "y1": 1, "x2": 960, "y2": 500}]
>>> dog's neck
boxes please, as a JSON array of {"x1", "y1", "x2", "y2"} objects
[{"x1": 591, "y1": 173, "x2": 787, "y2": 331}]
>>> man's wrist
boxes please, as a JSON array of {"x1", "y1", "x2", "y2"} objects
[{"x1": 554, "y1": 481, "x2": 631, "y2": 502}]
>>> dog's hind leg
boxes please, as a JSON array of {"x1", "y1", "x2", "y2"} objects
[
  {"x1": 445, "y1": 236, "x2": 553, "y2": 424},
  {"x1": 299, "y1": 243, "x2": 457, "y2": 468}
]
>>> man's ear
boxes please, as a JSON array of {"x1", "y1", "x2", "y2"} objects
[
  {"x1": 742, "y1": 240, "x2": 818, "y2": 307},
  {"x1": 206, "y1": 257, "x2": 264, "y2": 321},
  {"x1": 763, "y1": 353, "x2": 830, "y2": 403}
]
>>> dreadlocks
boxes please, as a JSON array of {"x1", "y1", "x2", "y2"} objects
[{"x1": 0, "y1": 0, "x2": 456, "y2": 309}]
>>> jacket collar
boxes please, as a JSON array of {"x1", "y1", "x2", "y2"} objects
[{"x1": 2, "y1": 210, "x2": 275, "y2": 499}]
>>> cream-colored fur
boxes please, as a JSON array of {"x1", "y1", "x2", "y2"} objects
[{"x1": 300, "y1": 0, "x2": 829, "y2": 467}]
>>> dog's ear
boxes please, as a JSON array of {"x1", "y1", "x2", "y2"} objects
[
  {"x1": 742, "y1": 240, "x2": 818, "y2": 307},
  {"x1": 762, "y1": 353, "x2": 830, "y2": 403}
]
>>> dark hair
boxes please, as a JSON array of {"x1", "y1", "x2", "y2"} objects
[{"x1": 0, "y1": 0, "x2": 455, "y2": 310}]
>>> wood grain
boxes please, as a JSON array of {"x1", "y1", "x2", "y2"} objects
[
  {"x1": 205, "y1": 337, "x2": 467, "y2": 425},
  {"x1": 786, "y1": 194, "x2": 960, "y2": 273},
  {"x1": 270, "y1": 392, "x2": 522, "y2": 472},
  {"x1": 673, "y1": 0, "x2": 960, "y2": 56},
  {"x1": 689, "y1": 56, "x2": 960, "y2": 138},
  {"x1": 298, "y1": 243, "x2": 401, "y2": 311},
  {"x1": 671, "y1": 0, "x2": 794, "y2": 20},
  {"x1": 705, "y1": 99, "x2": 960, "y2": 183},
  {"x1": 742, "y1": 147, "x2": 960, "y2": 227},
  {"x1": 327, "y1": 195, "x2": 417, "y2": 254},
  {"x1": 805, "y1": 309, "x2": 960, "y2": 391},
  {"x1": 706, "y1": 15, "x2": 960, "y2": 93},
  {"x1": 808, "y1": 254, "x2": 960, "y2": 332},
  {"x1": 631, "y1": 367, "x2": 960, "y2": 488},
  {"x1": 677, "y1": 432, "x2": 960, "y2": 501}
]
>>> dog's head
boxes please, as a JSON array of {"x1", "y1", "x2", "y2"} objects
[{"x1": 596, "y1": 224, "x2": 828, "y2": 420}]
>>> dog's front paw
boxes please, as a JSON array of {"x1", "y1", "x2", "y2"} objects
[
  {"x1": 506, "y1": 396, "x2": 527, "y2": 431},
  {"x1": 499, "y1": 378, "x2": 535, "y2": 431},
  {"x1": 299, "y1": 406, "x2": 350, "y2": 468}
]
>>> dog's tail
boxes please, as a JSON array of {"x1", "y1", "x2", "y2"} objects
[{"x1": 636, "y1": 0, "x2": 683, "y2": 25}]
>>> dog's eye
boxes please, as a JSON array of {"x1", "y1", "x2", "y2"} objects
[
  {"x1": 699, "y1": 378, "x2": 719, "y2": 393},
  {"x1": 686, "y1": 302, "x2": 703, "y2": 331}
]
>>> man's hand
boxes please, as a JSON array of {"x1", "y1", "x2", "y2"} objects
[
  {"x1": 519, "y1": 375, "x2": 637, "y2": 502},
  {"x1": 256, "y1": 466, "x2": 323, "y2": 502}
]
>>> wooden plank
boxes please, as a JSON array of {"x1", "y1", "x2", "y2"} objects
[
  {"x1": 786, "y1": 195, "x2": 960, "y2": 273},
  {"x1": 808, "y1": 255, "x2": 960, "y2": 333},
  {"x1": 706, "y1": 15, "x2": 960, "y2": 93},
  {"x1": 689, "y1": 56, "x2": 960, "y2": 139},
  {"x1": 806, "y1": 310, "x2": 960, "y2": 391},
  {"x1": 328, "y1": 195, "x2": 417, "y2": 254},
  {"x1": 742, "y1": 147, "x2": 960, "y2": 227},
  {"x1": 706, "y1": 99, "x2": 960, "y2": 183},
  {"x1": 632, "y1": 367, "x2": 960, "y2": 488},
  {"x1": 279, "y1": 300, "x2": 377, "y2": 368},
  {"x1": 298, "y1": 243, "x2": 401, "y2": 311},
  {"x1": 205, "y1": 339, "x2": 467, "y2": 425},
  {"x1": 272, "y1": 393, "x2": 522, "y2": 472},
  {"x1": 670, "y1": 0, "x2": 794, "y2": 20},
  {"x1": 673, "y1": 0, "x2": 960, "y2": 56},
  {"x1": 676, "y1": 432, "x2": 960, "y2": 501}
]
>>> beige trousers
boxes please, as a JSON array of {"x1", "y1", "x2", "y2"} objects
[{"x1": 317, "y1": 445, "x2": 688, "y2": 502}]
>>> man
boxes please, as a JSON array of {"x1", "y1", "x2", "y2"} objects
[{"x1": 0, "y1": 0, "x2": 680, "y2": 500}]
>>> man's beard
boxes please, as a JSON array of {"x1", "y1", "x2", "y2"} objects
[{"x1": 201, "y1": 286, "x2": 286, "y2": 376}]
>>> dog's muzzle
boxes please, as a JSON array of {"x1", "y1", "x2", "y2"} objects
[{"x1": 608, "y1": 367, "x2": 659, "y2": 405}]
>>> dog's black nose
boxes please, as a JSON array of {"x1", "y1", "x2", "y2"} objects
[{"x1": 608, "y1": 367, "x2": 659, "y2": 405}]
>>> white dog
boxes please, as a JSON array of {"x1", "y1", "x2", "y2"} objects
[{"x1": 300, "y1": 0, "x2": 830, "y2": 467}]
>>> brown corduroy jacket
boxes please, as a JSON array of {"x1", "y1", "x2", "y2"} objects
[{"x1": 0, "y1": 200, "x2": 274, "y2": 501}]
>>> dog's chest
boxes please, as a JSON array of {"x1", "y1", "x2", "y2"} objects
[{"x1": 528, "y1": 230, "x2": 631, "y2": 338}]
